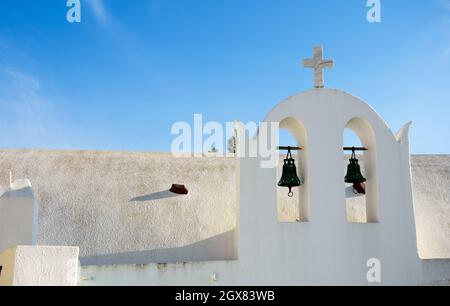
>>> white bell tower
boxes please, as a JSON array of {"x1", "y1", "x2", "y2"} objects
[{"x1": 236, "y1": 46, "x2": 421, "y2": 285}]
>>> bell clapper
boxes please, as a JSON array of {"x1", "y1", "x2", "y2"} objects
[
  {"x1": 352, "y1": 182, "x2": 366, "y2": 195},
  {"x1": 288, "y1": 188, "x2": 294, "y2": 198}
]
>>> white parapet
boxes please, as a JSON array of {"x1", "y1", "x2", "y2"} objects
[
  {"x1": 0, "y1": 246, "x2": 79, "y2": 286},
  {"x1": 0, "y1": 179, "x2": 39, "y2": 253}
]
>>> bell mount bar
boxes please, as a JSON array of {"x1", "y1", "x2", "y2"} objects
[
  {"x1": 343, "y1": 146, "x2": 368, "y2": 151},
  {"x1": 278, "y1": 147, "x2": 367, "y2": 151},
  {"x1": 277, "y1": 146, "x2": 303, "y2": 151}
]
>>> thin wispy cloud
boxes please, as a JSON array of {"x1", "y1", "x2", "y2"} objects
[
  {"x1": 0, "y1": 69, "x2": 44, "y2": 116},
  {"x1": 83, "y1": 1, "x2": 141, "y2": 64},
  {"x1": 85, "y1": 0, "x2": 127, "y2": 42},
  {"x1": 442, "y1": 47, "x2": 450, "y2": 63},
  {"x1": 0, "y1": 68, "x2": 49, "y2": 147},
  {"x1": 0, "y1": 67, "x2": 85, "y2": 149},
  {"x1": 435, "y1": 0, "x2": 450, "y2": 11},
  {"x1": 86, "y1": 0, "x2": 110, "y2": 25},
  {"x1": 438, "y1": 15, "x2": 450, "y2": 65}
]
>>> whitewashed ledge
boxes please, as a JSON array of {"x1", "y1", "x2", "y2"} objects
[{"x1": 0, "y1": 245, "x2": 79, "y2": 286}]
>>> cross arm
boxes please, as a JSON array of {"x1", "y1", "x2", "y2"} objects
[
  {"x1": 318, "y1": 60, "x2": 334, "y2": 68},
  {"x1": 303, "y1": 59, "x2": 315, "y2": 68}
]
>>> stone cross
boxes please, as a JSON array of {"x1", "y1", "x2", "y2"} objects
[{"x1": 303, "y1": 46, "x2": 334, "y2": 88}]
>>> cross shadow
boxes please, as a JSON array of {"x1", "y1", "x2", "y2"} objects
[{"x1": 130, "y1": 190, "x2": 180, "y2": 202}]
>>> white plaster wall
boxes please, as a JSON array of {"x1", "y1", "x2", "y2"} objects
[
  {"x1": 0, "y1": 246, "x2": 79, "y2": 286},
  {"x1": 0, "y1": 150, "x2": 447, "y2": 264},
  {"x1": 411, "y1": 155, "x2": 450, "y2": 259},
  {"x1": 80, "y1": 261, "x2": 239, "y2": 286},
  {"x1": 0, "y1": 150, "x2": 238, "y2": 263},
  {"x1": 0, "y1": 179, "x2": 38, "y2": 253},
  {"x1": 80, "y1": 258, "x2": 450, "y2": 286},
  {"x1": 421, "y1": 259, "x2": 450, "y2": 285}
]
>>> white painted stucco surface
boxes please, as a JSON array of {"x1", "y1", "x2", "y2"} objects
[
  {"x1": 411, "y1": 155, "x2": 450, "y2": 259},
  {"x1": 0, "y1": 150, "x2": 238, "y2": 263},
  {"x1": 1, "y1": 150, "x2": 447, "y2": 262},
  {"x1": 0, "y1": 246, "x2": 79, "y2": 286}
]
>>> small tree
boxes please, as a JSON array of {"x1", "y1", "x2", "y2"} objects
[
  {"x1": 209, "y1": 143, "x2": 218, "y2": 153},
  {"x1": 227, "y1": 135, "x2": 236, "y2": 154}
]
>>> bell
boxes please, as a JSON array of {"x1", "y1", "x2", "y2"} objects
[
  {"x1": 278, "y1": 149, "x2": 303, "y2": 197},
  {"x1": 345, "y1": 158, "x2": 366, "y2": 184},
  {"x1": 345, "y1": 150, "x2": 366, "y2": 194}
]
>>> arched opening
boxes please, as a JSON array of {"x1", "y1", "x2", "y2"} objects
[
  {"x1": 343, "y1": 128, "x2": 366, "y2": 223},
  {"x1": 277, "y1": 117, "x2": 309, "y2": 222},
  {"x1": 343, "y1": 118, "x2": 379, "y2": 223}
]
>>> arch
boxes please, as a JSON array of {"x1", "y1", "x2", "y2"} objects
[
  {"x1": 277, "y1": 117, "x2": 310, "y2": 222},
  {"x1": 253, "y1": 89, "x2": 392, "y2": 224},
  {"x1": 343, "y1": 117, "x2": 379, "y2": 223}
]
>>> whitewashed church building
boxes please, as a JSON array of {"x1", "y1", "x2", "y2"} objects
[{"x1": 0, "y1": 47, "x2": 449, "y2": 286}]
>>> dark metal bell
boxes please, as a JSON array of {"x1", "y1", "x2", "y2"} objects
[
  {"x1": 278, "y1": 151, "x2": 303, "y2": 197},
  {"x1": 345, "y1": 157, "x2": 366, "y2": 184},
  {"x1": 344, "y1": 147, "x2": 367, "y2": 195}
]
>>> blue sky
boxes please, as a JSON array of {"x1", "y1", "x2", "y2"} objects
[{"x1": 0, "y1": 0, "x2": 449, "y2": 154}]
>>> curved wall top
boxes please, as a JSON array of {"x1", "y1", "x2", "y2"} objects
[{"x1": 264, "y1": 89, "x2": 396, "y2": 144}]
